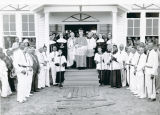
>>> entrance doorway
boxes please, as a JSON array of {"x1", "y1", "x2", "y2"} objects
[{"x1": 65, "y1": 24, "x2": 97, "y2": 37}]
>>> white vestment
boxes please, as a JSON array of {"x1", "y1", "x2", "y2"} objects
[
  {"x1": 55, "y1": 55, "x2": 67, "y2": 72},
  {"x1": 118, "y1": 50, "x2": 128, "y2": 87},
  {"x1": 49, "y1": 51, "x2": 58, "y2": 85},
  {"x1": 94, "y1": 53, "x2": 105, "y2": 70},
  {"x1": 36, "y1": 51, "x2": 45, "y2": 88},
  {"x1": 135, "y1": 53, "x2": 147, "y2": 98},
  {"x1": 130, "y1": 52, "x2": 139, "y2": 93},
  {"x1": 86, "y1": 37, "x2": 96, "y2": 57},
  {"x1": 42, "y1": 52, "x2": 50, "y2": 87},
  {"x1": 24, "y1": 53, "x2": 33, "y2": 97},
  {"x1": 103, "y1": 52, "x2": 112, "y2": 70},
  {"x1": 67, "y1": 37, "x2": 76, "y2": 67}
]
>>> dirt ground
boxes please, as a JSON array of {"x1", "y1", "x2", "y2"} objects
[{"x1": 1, "y1": 86, "x2": 160, "y2": 115}]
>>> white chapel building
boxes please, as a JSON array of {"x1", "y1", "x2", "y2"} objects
[{"x1": 0, "y1": 2, "x2": 160, "y2": 50}]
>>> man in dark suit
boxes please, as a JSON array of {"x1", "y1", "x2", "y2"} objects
[
  {"x1": 5, "y1": 49, "x2": 16, "y2": 92},
  {"x1": 29, "y1": 48, "x2": 40, "y2": 92}
]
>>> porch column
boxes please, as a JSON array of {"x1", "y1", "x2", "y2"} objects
[
  {"x1": 112, "y1": 11, "x2": 118, "y2": 44},
  {"x1": 159, "y1": 12, "x2": 160, "y2": 44},
  {"x1": 0, "y1": 14, "x2": 4, "y2": 48},
  {"x1": 34, "y1": 13, "x2": 39, "y2": 49},
  {"x1": 140, "y1": 11, "x2": 146, "y2": 43},
  {"x1": 44, "y1": 12, "x2": 50, "y2": 54},
  {"x1": 16, "y1": 13, "x2": 22, "y2": 42}
]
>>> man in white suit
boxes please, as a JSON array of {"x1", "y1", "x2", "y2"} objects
[
  {"x1": 13, "y1": 42, "x2": 30, "y2": 103},
  {"x1": 134, "y1": 46, "x2": 147, "y2": 98},
  {"x1": 145, "y1": 42, "x2": 158, "y2": 101},
  {"x1": 37, "y1": 48, "x2": 46, "y2": 89}
]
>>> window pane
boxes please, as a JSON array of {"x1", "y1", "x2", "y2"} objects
[
  {"x1": 23, "y1": 32, "x2": 28, "y2": 36},
  {"x1": 153, "y1": 28, "x2": 158, "y2": 35},
  {"x1": 29, "y1": 32, "x2": 35, "y2": 36},
  {"x1": 3, "y1": 23, "x2": 9, "y2": 31},
  {"x1": 153, "y1": 19, "x2": 159, "y2": 28},
  {"x1": 146, "y1": 28, "x2": 152, "y2": 35},
  {"x1": 10, "y1": 15, "x2": 15, "y2": 22},
  {"x1": 22, "y1": 15, "x2": 28, "y2": 22},
  {"x1": 10, "y1": 23, "x2": 16, "y2": 31},
  {"x1": 29, "y1": 23, "x2": 35, "y2": 31},
  {"x1": 29, "y1": 15, "x2": 34, "y2": 22},
  {"x1": 134, "y1": 20, "x2": 140, "y2": 27},
  {"x1": 127, "y1": 13, "x2": 141, "y2": 18},
  {"x1": 22, "y1": 23, "x2": 28, "y2": 31},
  {"x1": 146, "y1": 19, "x2": 152, "y2": 28},
  {"x1": 3, "y1": 15, "x2": 9, "y2": 23},
  {"x1": 134, "y1": 28, "x2": 140, "y2": 36},
  {"x1": 127, "y1": 28, "x2": 133, "y2": 36},
  {"x1": 4, "y1": 32, "x2": 9, "y2": 35},
  {"x1": 10, "y1": 32, "x2": 16, "y2": 35},
  {"x1": 128, "y1": 20, "x2": 133, "y2": 27}
]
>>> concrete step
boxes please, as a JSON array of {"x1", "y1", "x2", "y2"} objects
[
  {"x1": 64, "y1": 80, "x2": 99, "y2": 86},
  {"x1": 65, "y1": 77, "x2": 98, "y2": 81},
  {"x1": 65, "y1": 72, "x2": 98, "y2": 76},
  {"x1": 66, "y1": 69, "x2": 97, "y2": 72}
]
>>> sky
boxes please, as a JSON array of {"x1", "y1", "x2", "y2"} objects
[{"x1": 0, "y1": 0, "x2": 160, "y2": 5}]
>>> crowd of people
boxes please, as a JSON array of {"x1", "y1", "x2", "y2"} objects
[{"x1": 0, "y1": 28, "x2": 160, "y2": 103}]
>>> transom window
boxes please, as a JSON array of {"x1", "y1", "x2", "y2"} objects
[
  {"x1": 22, "y1": 14, "x2": 35, "y2": 37},
  {"x1": 3, "y1": 14, "x2": 16, "y2": 35}
]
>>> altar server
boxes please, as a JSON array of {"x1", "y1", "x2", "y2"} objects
[
  {"x1": 49, "y1": 46, "x2": 58, "y2": 86},
  {"x1": 55, "y1": 49, "x2": 67, "y2": 88},
  {"x1": 94, "y1": 47, "x2": 105, "y2": 86}
]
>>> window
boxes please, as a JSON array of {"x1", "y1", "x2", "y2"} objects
[
  {"x1": 99, "y1": 24, "x2": 112, "y2": 35},
  {"x1": 22, "y1": 14, "x2": 35, "y2": 36},
  {"x1": 127, "y1": 13, "x2": 140, "y2": 37},
  {"x1": 146, "y1": 13, "x2": 159, "y2": 36},
  {"x1": 3, "y1": 14, "x2": 16, "y2": 35},
  {"x1": 127, "y1": 19, "x2": 140, "y2": 36}
]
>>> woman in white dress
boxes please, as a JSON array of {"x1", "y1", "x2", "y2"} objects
[{"x1": 0, "y1": 52, "x2": 12, "y2": 97}]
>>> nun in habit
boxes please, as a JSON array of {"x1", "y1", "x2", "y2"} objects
[
  {"x1": 57, "y1": 33, "x2": 67, "y2": 58},
  {"x1": 110, "y1": 45, "x2": 122, "y2": 88},
  {"x1": 96, "y1": 34, "x2": 105, "y2": 47},
  {"x1": 67, "y1": 32, "x2": 76, "y2": 68}
]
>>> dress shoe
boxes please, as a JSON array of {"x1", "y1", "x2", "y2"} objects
[{"x1": 151, "y1": 98, "x2": 156, "y2": 102}]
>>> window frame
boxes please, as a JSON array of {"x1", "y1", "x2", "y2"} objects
[
  {"x1": 146, "y1": 17, "x2": 159, "y2": 36},
  {"x1": 21, "y1": 13, "x2": 35, "y2": 38},
  {"x1": 127, "y1": 18, "x2": 140, "y2": 37},
  {"x1": 3, "y1": 14, "x2": 16, "y2": 36}
]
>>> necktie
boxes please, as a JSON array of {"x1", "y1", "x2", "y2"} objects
[
  {"x1": 146, "y1": 51, "x2": 150, "y2": 62},
  {"x1": 137, "y1": 54, "x2": 141, "y2": 65}
]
